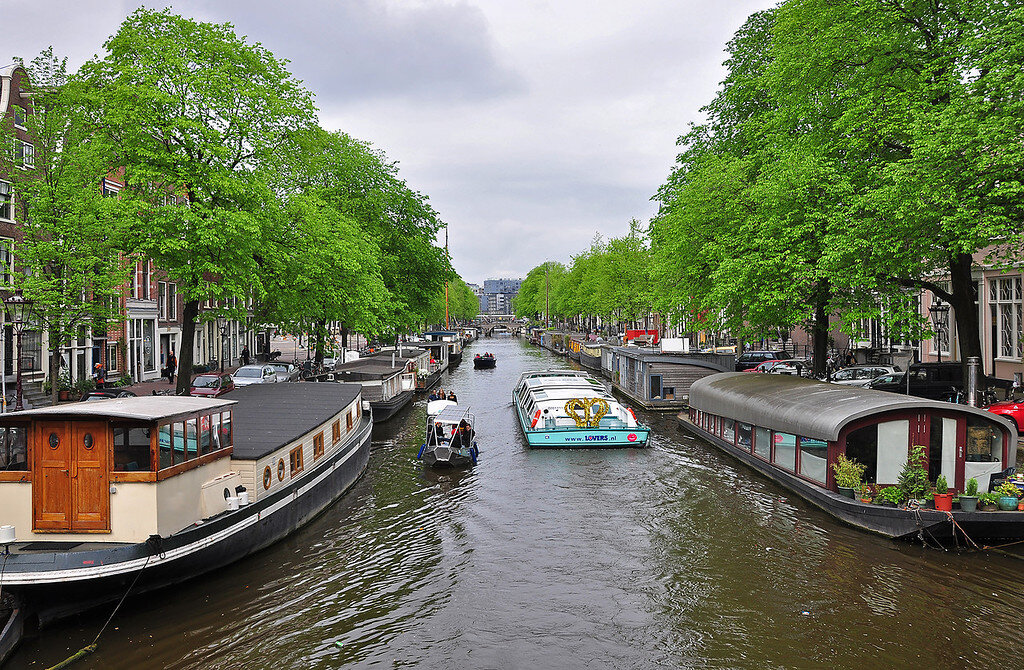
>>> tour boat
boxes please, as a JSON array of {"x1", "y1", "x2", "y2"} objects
[
  {"x1": 0, "y1": 383, "x2": 372, "y2": 663},
  {"x1": 473, "y1": 353, "x2": 496, "y2": 369},
  {"x1": 682, "y1": 372, "x2": 1023, "y2": 543},
  {"x1": 418, "y1": 400, "x2": 478, "y2": 467},
  {"x1": 512, "y1": 369, "x2": 650, "y2": 448}
]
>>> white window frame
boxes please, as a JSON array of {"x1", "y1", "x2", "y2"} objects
[
  {"x1": 13, "y1": 105, "x2": 27, "y2": 130},
  {"x1": 168, "y1": 283, "x2": 177, "y2": 320},
  {"x1": 0, "y1": 237, "x2": 13, "y2": 287},
  {"x1": 990, "y1": 276, "x2": 1022, "y2": 361},
  {"x1": 16, "y1": 141, "x2": 34, "y2": 169},
  {"x1": 158, "y1": 281, "x2": 167, "y2": 319},
  {"x1": 0, "y1": 180, "x2": 13, "y2": 222}
]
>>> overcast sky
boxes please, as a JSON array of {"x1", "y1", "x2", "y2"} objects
[{"x1": 5, "y1": 0, "x2": 775, "y2": 284}]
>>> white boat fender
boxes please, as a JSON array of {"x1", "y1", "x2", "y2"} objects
[
  {"x1": 235, "y1": 485, "x2": 249, "y2": 505},
  {"x1": 226, "y1": 496, "x2": 240, "y2": 511}
]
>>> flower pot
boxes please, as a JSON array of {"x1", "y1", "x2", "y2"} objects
[
  {"x1": 998, "y1": 496, "x2": 1018, "y2": 511},
  {"x1": 1017, "y1": 498, "x2": 1024, "y2": 511},
  {"x1": 58, "y1": 390, "x2": 71, "y2": 401},
  {"x1": 982, "y1": 502, "x2": 999, "y2": 511},
  {"x1": 959, "y1": 496, "x2": 978, "y2": 513},
  {"x1": 934, "y1": 493, "x2": 953, "y2": 512},
  {"x1": 859, "y1": 497, "x2": 873, "y2": 504},
  {"x1": 838, "y1": 486, "x2": 856, "y2": 499}
]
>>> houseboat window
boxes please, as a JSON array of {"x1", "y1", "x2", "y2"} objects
[
  {"x1": 314, "y1": 432, "x2": 325, "y2": 460},
  {"x1": 799, "y1": 438, "x2": 828, "y2": 484},
  {"x1": 173, "y1": 422, "x2": 186, "y2": 465},
  {"x1": 158, "y1": 424, "x2": 172, "y2": 468},
  {"x1": 221, "y1": 411, "x2": 233, "y2": 448},
  {"x1": 722, "y1": 420, "x2": 735, "y2": 444},
  {"x1": 754, "y1": 427, "x2": 771, "y2": 460},
  {"x1": 333, "y1": 420, "x2": 342, "y2": 443},
  {"x1": 0, "y1": 426, "x2": 28, "y2": 471},
  {"x1": 113, "y1": 426, "x2": 152, "y2": 471},
  {"x1": 737, "y1": 423, "x2": 752, "y2": 451},
  {"x1": 199, "y1": 414, "x2": 213, "y2": 455},
  {"x1": 966, "y1": 416, "x2": 1002, "y2": 463},
  {"x1": 773, "y1": 432, "x2": 797, "y2": 471},
  {"x1": 290, "y1": 445, "x2": 304, "y2": 476},
  {"x1": 210, "y1": 413, "x2": 222, "y2": 451},
  {"x1": 928, "y1": 415, "x2": 957, "y2": 483},
  {"x1": 844, "y1": 425, "x2": 878, "y2": 484},
  {"x1": 186, "y1": 419, "x2": 198, "y2": 460}
]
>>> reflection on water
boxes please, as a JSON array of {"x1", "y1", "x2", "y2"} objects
[{"x1": 13, "y1": 337, "x2": 1024, "y2": 668}]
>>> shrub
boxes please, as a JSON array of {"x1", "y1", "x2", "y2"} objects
[
  {"x1": 832, "y1": 454, "x2": 867, "y2": 489},
  {"x1": 965, "y1": 478, "x2": 979, "y2": 497},
  {"x1": 897, "y1": 445, "x2": 930, "y2": 500},
  {"x1": 935, "y1": 474, "x2": 948, "y2": 495},
  {"x1": 877, "y1": 486, "x2": 905, "y2": 505}
]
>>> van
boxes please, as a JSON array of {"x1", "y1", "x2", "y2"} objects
[{"x1": 867, "y1": 362, "x2": 965, "y2": 400}]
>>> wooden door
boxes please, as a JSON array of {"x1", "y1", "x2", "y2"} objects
[
  {"x1": 71, "y1": 422, "x2": 109, "y2": 531},
  {"x1": 33, "y1": 421, "x2": 72, "y2": 530}
]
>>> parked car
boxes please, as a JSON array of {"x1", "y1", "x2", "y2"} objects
[
  {"x1": 830, "y1": 365, "x2": 901, "y2": 387},
  {"x1": 268, "y1": 362, "x2": 300, "y2": 383},
  {"x1": 770, "y1": 359, "x2": 812, "y2": 376},
  {"x1": 190, "y1": 373, "x2": 235, "y2": 398},
  {"x1": 985, "y1": 399, "x2": 1024, "y2": 431},
  {"x1": 81, "y1": 389, "x2": 137, "y2": 402},
  {"x1": 735, "y1": 350, "x2": 793, "y2": 372},
  {"x1": 867, "y1": 362, "x2": 963, "y2": 400},
  {"x1": 232, "y1": 364, "x2": 279, "y2": 387},
  {"x1": 744, "y1": 359, "x2": 786, "y2": 373}
]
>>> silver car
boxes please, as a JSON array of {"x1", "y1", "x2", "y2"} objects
[
  {"x1": 268, "y1": 362, "x2": 300, "y2": 383},
  {"x1": 831, "y1": 365, "x2": 901, "y2": 387},
  {"x1": 232, "y1": 364, "x2": 279, "y2": 387}
]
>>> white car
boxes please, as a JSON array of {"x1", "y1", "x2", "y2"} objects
[
  {"x1": 232, "y1": 364, "x2": 279, "y2": 386},
  {"x1": 831, "y1": 365, "x2": 901, "y2": 387}
]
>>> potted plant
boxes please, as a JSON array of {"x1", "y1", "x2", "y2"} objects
[
  {"x1": 979, "y1": 492, "x2": 1000, "y2": 511},
  {"x1": 832, "y1": 454, "x2": 867, "y2": 499},
  {"x1": 876, "y1": 486, "x2": 905, "y2": 507},
  {"x1": 995, "y1": 482, "x2": 1020, "y2": 511},
  {"x1": 933, "y1": 474, "x2": 953, "y2": 512},
  {"x1": 858, "y1": 483, "x2": 875, "y2": 503},
  {"x1": 897, "y1": 445, "x2": 931, "y2": 505},
  {"x1": 959, "y1": 477, "x2": 979, "y2": 512}
]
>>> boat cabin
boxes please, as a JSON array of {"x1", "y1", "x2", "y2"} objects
[
  {"x1": 612, "y1": 347, "x2": 733, "y2": 409},
  {"x1": 333, "y1": 357, "x2": 413, "y2": 403},
  {"x1": 687, "y1": 373, "x2": 1017, "y2": 494},
  {"x1": 0, "y1": 384, "x2": 365, "y2": 545},
  {"x1": 423, "y1": 331, "x2": 463, "y2": 357}
]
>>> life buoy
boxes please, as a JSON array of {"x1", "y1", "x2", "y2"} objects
[{"x1": 531, "y1": 409, "x2": 541, "y2": 428}]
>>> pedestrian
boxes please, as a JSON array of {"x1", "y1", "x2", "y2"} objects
[
  {"x1": 241, "y1": 345, "x2": 250, "y2": 366},
  {"x1": 167, "y1": 351, "x2": 177, "y2": 384},
  {"x1": 844, "y1": 351, "x2": 855, "y2": 367},
  {"x1": 93, "y1": 362, "x2": 106, "y2": 389}
]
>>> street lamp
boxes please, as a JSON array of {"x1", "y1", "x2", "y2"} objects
[
  {"x1": 219, "y1": 321, "x2": 228, "y2": 372},
  {"x1": 929, "y1": 300, "x2": 950, "y2": 363},
  {"x1": 4, "y1": 290, "x2": 33, "y2": 411}
]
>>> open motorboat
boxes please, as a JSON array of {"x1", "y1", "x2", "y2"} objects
[
  {"x1": 473, "y1": 352, "x2": 496, "y2": 369},
  {"x1": 418, "y1": 399, "x2": 478, "y2": 467}
]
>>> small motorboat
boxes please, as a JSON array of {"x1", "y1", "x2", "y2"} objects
[
  {"x1": 473, "y1": 352, "x2": 496, "y2": 369},
  {"x1": 418, "y1": 399, "x2": 478, "y2": 467}
]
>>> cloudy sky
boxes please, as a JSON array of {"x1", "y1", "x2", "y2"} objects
[{"x1": 5, "y1": 0, "x2": 775, "y2": 284}]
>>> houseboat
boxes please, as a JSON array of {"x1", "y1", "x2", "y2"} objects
[
  {"x1": 567, "y1": 337, "x2": 583, "y2": 362},
  {"x1": 579, "y1": 342, "x2": 602, "y2": 372},
  {"x1": 418, "y1": 400, "x2": 478, "y2": 467},
  {"x1": 600, "y1": 343, "x2": 615, "y2": 379},
  {"x1": 416, "y1": 342, "x2": 449, "y2": 393},
  {"x1": 681, "y1": 372, "x2": 1022, "y2": 542},
  {"x1": 423, "y1": 331, "x2": 463, "y2": 366},
  {"x1": 333, "y1": 357, "x2": 415, "y2": 422},
  {"x1": 512, "y1": 369, "x2": 650, "y2": 448},
  {"x1": 613, "y1": 346, "x2": 734, "y2": 410},
  {"x1": 0, "y1": 384, "x2": 372, "y2": 663}
]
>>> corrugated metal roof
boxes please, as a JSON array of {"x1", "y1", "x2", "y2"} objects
[{"x1": 689, "y1": 372, "x2": 1017, "y2": 442}]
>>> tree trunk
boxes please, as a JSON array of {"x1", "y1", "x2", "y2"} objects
[
  {"x1": 949, "y1": 252, "x2": 982, "y2": 371},
  {"x1": 812, "y1": 279, "x2": 831, "y2": 376},
  {"x1": 175, "y1": 299, "x2": 199, "y2": 396},
  {"x1": 340, "y1": 325, "x2": 348, "y2": 349}
]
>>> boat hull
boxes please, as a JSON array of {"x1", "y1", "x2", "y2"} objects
[
  {"x1": 422, "y1": 446, "x2": 475, "y2": 468},
  {"x1": 522, "y1": 427, "x2": 650, "y2": 448},
  {"x1": 579, "y1": 351, "x2": 601, "y2": 371},
  {"x1": 370, "y1": 389, "x2": 414, "y2": 422},
  {"x1": 414, "y1": 367, "x2": 446, "y2": 394},
  {"x1": 678, "y1": 413, "x2": 1024, "y2": 543},
  {"x1": 473, "y1": 357, "x2": 496, "y2": 369},
  {"x1": 0, "y1": 417, "x2": 373, "y2": 660}
]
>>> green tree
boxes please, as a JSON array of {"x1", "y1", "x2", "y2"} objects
[
  {"x1": 82, "y1": 8, "x2": 317, "y2": 393},
  {"x1": 1, "y1": 49, "x2": 130, "y2": 404}
]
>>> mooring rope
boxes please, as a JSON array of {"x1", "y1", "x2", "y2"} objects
[{"x1": 44, "y1": 553, "x2": 152, "y2": 670}]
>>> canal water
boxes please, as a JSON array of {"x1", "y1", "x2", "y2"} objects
[{"x1": 13, "y1": 338, "x2": 1024, "y2": 668}]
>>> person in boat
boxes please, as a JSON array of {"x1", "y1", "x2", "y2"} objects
[
  {"x1": 434, "y1": 422, "x2": 447, "y2": 445},
  {"x1": 428, "y1": 390, "x2": 438, "y2": 401},
  {"x1": 447, "y1": 391, "x2": 458, "y2": 402},
  {"x1": 458, "y1": 419, "x2": 472, "y2": 448}
]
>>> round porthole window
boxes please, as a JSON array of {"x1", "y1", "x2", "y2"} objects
[
  {"x1": 49, "y1": 433, "x2": 60, "y2": 450},
  {"x1": 277, "y1": 458, "x2": 285, "y2": 481},
  {"x1": 83, "y1": 433, "x2": 94, "y2": 449},
  {"x1": 263, "y1": 466, "x2": 272, "y2": 490}
]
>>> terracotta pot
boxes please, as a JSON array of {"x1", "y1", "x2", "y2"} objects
[{"x1": 58, "y1": 390, "x2": 70, "y2": 401}]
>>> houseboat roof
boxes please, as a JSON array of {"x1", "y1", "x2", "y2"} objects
[
  {"x1": 1, "y1": 396, "x2": 234, "y2": 423},
  {"x1": 334, "y1": 358, "x2": 406, "y2": 378},
  {"x1": 611, "y1": 347, "x2": 732, "y2": 370},
  {"x1": 689, "y1": 372, "x2": 1017, "y2": 442},
  {"x1": 229, "y1": 383, "x2": 361, "y2": 460}
]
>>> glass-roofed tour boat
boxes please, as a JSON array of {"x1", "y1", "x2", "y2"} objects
[{"x1": 513, "y1": 369, "x2": 650, "y2": 447}]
